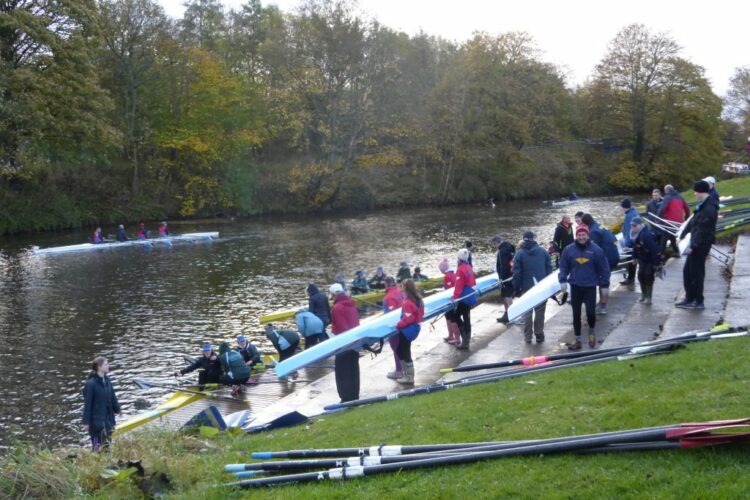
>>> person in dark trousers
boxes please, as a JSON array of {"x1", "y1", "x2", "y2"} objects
[
  {"x1": 330, "y1": 283, "x2": 361, "y2": 402},
  {"x1": 646, "y1": 189, "x2": 663, "y2": 245},
  {"x1": 558, "y1": 225, "x2": 611, "y2": 350},
  {"x1": 582, "y1": 213, "x2": 619, "y2": 315},
  {"x1": 452, "y1": 248, "x2": 477, "y2": 349},
  {"x1": 394, "y1": 279, "x2": 425, "y2": 385},
  {"x1": 368, "y1": 266, "x2": 387, "y2": 289},
  {"x1": 264, "y1": 325, "x2": 300, "y2": 379},
  {"x1": 676, "y1": 180, "x2": 719, "y2": 310},
  {"x1": 116, "y1": 224, "x2": 128, "y2": 242},
  {"x1": 82, "y1": 356, "x2": 121, "y2": 452},
  {"x1": 218, "y1": 341, "x2": 252, "y2": 393},
  {"x1": 295, "y1": 308, "x2": 327, "y2": 349},
  {"x1": 383, "y1": 276, "x2": 405, "y2": 379},
  {"x1": 703, "y1": 176, "x2": 719, "y2": 203},
  {"x1": 306, "y1": 283, "x2": 331, "y2": 331},
  {"x1": 396, "y1": 261, "x2": 411, "y2": 282},
  {"x1": 552, "y1": 215, "x2": 574, "y2": 262},
  {"x1": 620, "y1": 198, "x2": 639, "y2": 285},
  {"x1": 175, "y1": 343, "x2": 222, "y2": 384},
  {"x1": 658, "y1": 184, "x2": 691, "y2": 259},
  {"x1": 464, "y1": 240, "x2": 474, "y2": 266},
  {"x1": 235, "y1": 335, "x2": 262, "y2": 367},
  {"x1": 491, "y1": 234, "x2": 516, "y2": 324},
  {"x1": 512, "y1": 231, "x2": 553, "y2": 343},
  {"x1": 629, "y1": 218, "x2": 662, "y2": 304}
]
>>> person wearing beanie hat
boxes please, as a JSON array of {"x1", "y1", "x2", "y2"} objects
[
  {"x1": 452, "y1": 248, "x2": 478, "y2": 349},
  {"x1": 175, "y1": 343, "x2": 221, "y2": 384},
  {"x1": 438, "y1": 258, "x2": 461, "y2": 345},
  {"x1": 552, "y1": 215, "x2": 574, "y2": 262},
  {"x1": 368, "y1": 266, "x2": 387, "y2": 289},
  {"x1": 330, "y1": 279, "x2": 361, "y2": 402},
  {"x1": 412, "y1": 266, "x2": 429, "y2": 281},
  {"x1": 558, "y1": 221, "x2": 611, "y2": 350},
  {"x1": 702, "y1": 176, "x2": 720, "y2": 203},
  {"x1": 235, "y1": 335, "x2": 262, "y2": 366},
  {"x1": 512, "y1": 229, "x2": 553, "y2": 343},
  {"x1": 491, "y1": 234, "x2": 516, "y2": 323},
  {"x1": 218, "y1": 341, "x2": 252, "y2": 393},
  {"x1": 675, "y1": 179, "x2": 719, "y2": 310},
  {"x1": 629, "y1": 218, "x2": 662, "y2": 305},
  {"x1": 581, "y1": 213, "x2": 620, "y2": 315},
  {"x1": 620, "y1": 197, "x2": 639, "y2": 285},
  {"x1": 295, "y1": 307, "x2": 326, "y2": 350},
  {"x1": 383, "y1": 276, "x2": 405, "y2": 379},
  {"x1": 306, "y1": 283, "x2": 331, "y2": 330},
  {"x1": 396, "y1": 261, "x2": 411, "y2": 282},
  {"x1": 351, "y1": 270, "x2": 369, "y2": 295},
  {"x1": 575, "y1": 225, "x2": 589, "y2": 235}
]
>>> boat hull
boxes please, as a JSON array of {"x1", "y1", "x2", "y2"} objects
[{"x1": 32, "y1": 232, "x2": 219, "y2": 255}]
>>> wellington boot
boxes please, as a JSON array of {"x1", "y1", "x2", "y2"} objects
[
  {"x1": 396, "y1": 362, "x2": 414, "y2": 385},
  {"x1": 457, "y1": 325, "x2": 471, "y2": 350},
  {"x1": 387, "y1": 359, "x2": 403, "y2": 380}
]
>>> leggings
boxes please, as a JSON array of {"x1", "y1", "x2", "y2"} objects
[
  {"x1": 570, "y1": 285, "x2": 597, "y2": 336},
  {"x1": 396, "y1": 331, "x2": 412, "y2": 362},
  {"x1": 454, "y1": 302, "x2": 471, "y2": 333}
]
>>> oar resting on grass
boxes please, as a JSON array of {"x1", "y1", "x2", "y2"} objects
[{"x1": 133, "y1": 379, "x2": 243, "y2": 402}]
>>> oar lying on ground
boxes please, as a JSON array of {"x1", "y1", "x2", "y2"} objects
[
  {"x1": 133, "y1": 379, "x2": 243, "y2": 402},
  {"x1": 225, "y1": 418, "x2": 750, "y2": 487}
]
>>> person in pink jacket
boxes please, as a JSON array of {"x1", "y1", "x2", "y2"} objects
[
  {"x1": 383, "y1": 276, "x2": 405, "y2": 379},
  {"x1": 452, "y1": 249, "x2": 477, "y2": 349},
  {"x1": 394, "y1": 279, "x2": 425, "y2": 385},
  {"x1": 439, "y1": 257, "x2": 460, "y2": 344}
]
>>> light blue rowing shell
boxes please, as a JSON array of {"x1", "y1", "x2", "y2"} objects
[
  {"x1": 274, "y1": 273, "x2": 501, "y2": 377},
  {"x1": 32, "y1": 232, "x2": 219, "y2": 255}
]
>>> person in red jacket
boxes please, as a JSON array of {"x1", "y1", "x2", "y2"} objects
[
  {"x1": 439, "y1": 257, "x2": 460, "y2": 344},
  {"x1": 393, "y1": 279, "x2": 425, "y2": 385},
  {"x1": 330, "y1": 283, "x2": 360, "y2": 402},
  {"x1": 452, "y1": 248, "x2": 477, "y2": 349},
  {"x1": 383, "y1": 276, "x2": 405, "y2": 380},
  {"x1": 658, "y1": 184, "x2": 691, "y2": 258}
]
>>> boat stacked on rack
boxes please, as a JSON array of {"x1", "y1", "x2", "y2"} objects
[{"x1": 32, "y1": 232, "x2": 219, "y2": 255}]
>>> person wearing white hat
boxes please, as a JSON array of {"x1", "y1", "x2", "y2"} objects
[{"x1": 702, "y1": 176, "x2": 719, "y2": 203}]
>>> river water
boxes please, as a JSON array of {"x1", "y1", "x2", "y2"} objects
[{"x1": 0, "y1": 197, "x2": 624, "y2": 450}]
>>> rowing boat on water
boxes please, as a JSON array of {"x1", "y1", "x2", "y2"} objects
[
  {"x1": 259, "y1": 276, "x2": 445, "y2": 324},
  {"x1": 32, "y1": 232, "x2": 219, "y2": 255},
  {"x1": 546, "y1": 198, "x2": 589, "y2": 208}
]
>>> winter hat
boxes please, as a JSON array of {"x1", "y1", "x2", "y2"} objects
[
  {"x1": 306, "y1": 283, "x2": 319, "y2": 296},
  {"x1": 355, "y1": 270, "x2": 365, "y2": 278},
  {"x1": 522, "y1": 230, "x2": 535, "y2": 241},
  {"x1": 264, "y1": 324, "x2": 276, "y2": 338},
  {"x1": 438, "y1": 257, "x2": 450, "y2": 273},
  {"x1": 236, "y1": 335, "x2": 246, "y2": 343},
  {"x1": 575, "y1": 225, "x2": 590, "y2": 235},
  {"x1": 631, "y1": 217, "x2": 644, "y2": 225},
  {"x1": 702, "y1": 176, "x2": 716, "y2": 185},
  {"x1": 385, "y1": 276, "x2": 397, "y2": 287},
  {"x1": 414, "y1": 266, "x2": 421, "y2": 273},
  {"x1": 574, "y1": 211, "x2": 584, "y2": 218},
  {"x1": 329, "y1": 283, "x2": 344, "y2": 295},
  {"x1": 693, "y1": 180, "x2": 710, "y2": 193},
  {"x1": 457, "y1": 248, "x2": 470, "y2": 262},
  {"x1": 464, "y1": 240, "x2": 473, "y2": 249},
  {"x1": 490, "y1": 234, "x2": 503, "y2": 244},
  {"x1": 621, "y1": 198, "x2": 632, "y2": 208},
  {"x1": 376, "y1": 266, "x2": 384, "y2": 274},
  {"x1": 201, "y1": 343, "x2": 212, "y2": 351}
]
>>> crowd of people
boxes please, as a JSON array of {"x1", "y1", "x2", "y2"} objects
[
  {"x1": 82, "y1": 177, "x2": 720, "y2": 451},
  {"x1": 90, "y1": 221, "x2": 169, "y2": 243}
]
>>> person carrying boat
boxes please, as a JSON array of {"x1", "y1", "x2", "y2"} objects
[
  {"x1": 438, "y1": 257, "x2": 461, "y2": 345},
  {"x1": 703, "y1": 176, "x2": 719, "y2": 203},
  {"x1": 396, "y1": 261, "x2": 411, "y2": 283},
  {"x1": 512, "y1": 231, "x2": 553, "y2": 344},
  {"x1": 82, "y1": 356, "x2": 121, "y2": 452},
  {"x1": 629, "y1": 218, "x2": 662, "y2": 305},
  {"x1": 558, "y1": 225, "x2": 611, "y2": 350},
  {"x1": 295, "y1": 308, "x2": 327, "y2": 350},
  {"x1": 330, "y1": 283, "x2": 360, "y2": 403},
  {"x1": 218, "y1": 341, "x2": 252, "y2": 393},
  {"x1": 676, "y1": 180, "x2": 719, "y2": 310},
  {"x1": 393, "y1": 279, "x2": 425, "y2": 385},
  {"x1": 658, "y1": 185, "x2": 691, "y2": 259},
  {"x1": 116, "y1": 224, "x2": 128, "y2": 242},
  {"x1": 175, "y1": 343, "x2": 222, "y2": 385},
  {"x1": 491, "y1": 234, "x2": 516, "y2": 324},
  {"x1": 158, "y1": 221, "x2": 169, "y2": 237},
  {"x1": 135, "y1": 221, "x2": 148, "y2": 239},
  {"x1": 92, "y1": 227, "x2": 106, "y2": 244},
  {"x1": 452, "y1": 248, "x2": 477, "y2": 350},
  {"x1": 351, "y1": 270, "x2": 370, "y2": 295},
  {"x1": 235, "y1": 335, "x2": 262, "y2": 367},
  {"x1": 367, "y1": 266, "x2": 387, "y2": 289},
  {"x1": 620, "y1": 198, "x2": 638, "y2": 285},
  {"x1": 306, "y1": 283, "x2": 331, "y2": 331},
  {"x1": 412, "y1": 266, "x2": 429, "y2": 281},
  {"x1": 552, "y1": 215, "x2": 574, "y2": 261},
  {"x1": 383, "y1": 276, "x2": 405, "y2": 379},
  {"x1": 581, "y1": 213, "x2": 619, "y2": 315}
]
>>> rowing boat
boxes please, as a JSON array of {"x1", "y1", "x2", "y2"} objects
[
  {"x1": 32, "y1": 232, "x2": 219, "y2": 255},
  {"x1": 546, "y1": 198, "x2": 589, "y2": 208},
  {"x1": 274, "y1": 273, "x2": 502, "y2": 377},
  {"x1": 115, "y1": 389, "x2": 205, "y2": 435},
  {"x1": 259, "y1": 276, "x2": 445, "y2": 324}
]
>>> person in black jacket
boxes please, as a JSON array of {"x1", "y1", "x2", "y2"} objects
[
  {"x1": 629, "y1": 218, "x2": 662, "y2": 305},
  {"x1": 306, "y1": 283, "x2": 331, "y2": 329},
  {"x1": 676, "y1": 180, "x2": 719, "y2": 309},
  {"x1": 235, "y1": 335, "x2": 262, "y2": 367},
  {"x1": 82, "y1": 357, "x2": 121, "y2": 452},
  {"x1": 491, "y1": 234, "x2": 516, "y2": 323},
  {"x1": 175, "y1": 344, "x2": 222, "y2": 384},
  {"x1": 552, "y1": 215, "x2": 574, "y2": 259}
]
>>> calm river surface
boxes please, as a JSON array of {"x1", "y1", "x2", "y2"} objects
[{"x1": 0, "y1": 198, "x2": 625, "y2": 450}]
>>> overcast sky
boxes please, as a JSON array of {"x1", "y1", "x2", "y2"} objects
[{"x1": 157, "y1": 0, "x2": 746, "y2": 96}]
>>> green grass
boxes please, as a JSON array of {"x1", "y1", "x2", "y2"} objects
[{"x1": 3, "y1": 337, "x2": 750, "y2": 498}]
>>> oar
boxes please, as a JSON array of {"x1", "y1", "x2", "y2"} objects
[
  {"x1": 133, "y1": 379, "x2": 242, "y2": 402},
  {"x1": 439, "y1": 347, "x2": 627, "y2": 374},
  {"x1": 243, "y1": 411, "x2": 311, "y2": 434}
]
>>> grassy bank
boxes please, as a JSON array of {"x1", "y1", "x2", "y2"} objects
[{"x1": 3, "y1": 336, "x2": 749, "y2": 498}]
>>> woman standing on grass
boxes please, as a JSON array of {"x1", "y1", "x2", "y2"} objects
[
  {"x1": 394, "y1": 279, "x2": 425, "y2": 385},
  {"x1": 82, "y1": 357, "x2": 121, "y2": 452}
]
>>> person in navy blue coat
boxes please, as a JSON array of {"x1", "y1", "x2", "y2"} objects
[
  {"x1": 630, "y1": 218, "x2": 662, "y2": 304},
  {"x1": 82, "y1": 357, "x2": 121, "y2": 451},
  {"x1": 306, "y1": 283, "x2": 331, "y2": 330}
]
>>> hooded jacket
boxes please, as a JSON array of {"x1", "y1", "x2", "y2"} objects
[
  {"x1": 512, "y1": 240, "x2": 553, "y2": 293},
  {"x1": 295, "y1": 310, "x2": 325, "y2": 337},
  {"x1": 383, "y1": 285, "x2": 405, "y2": 312},
  {"x1": 631, "y1": 226, "x2": 661, "y2": 266},
  {"x1": 331, "y1": 293, "x2": 360, "y2": 334},
  {"x1": 622, "y1": 207, "x2": 639, "y2": 246},
  {"x1": 589, "y1": 221, "x2": 621, "y2": 268},
  {"x1": 306, "y1": 284, "x2": 331, "y2": 327},
  {"x1": 496, "y1": 241, "x2": 516, "y2": 279},
  {"x1": 218, "y1": 342, "x2": 251, "y2": 380}
]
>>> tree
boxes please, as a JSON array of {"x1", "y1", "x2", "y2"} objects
[{"x1": 726, "y1": 66, "x2": 750, "y2": 135}]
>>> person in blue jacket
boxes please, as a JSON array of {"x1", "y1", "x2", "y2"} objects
[
  {"x1": 82, "y1": 356, "x2": 121, "y2": 452},
  {"x1": 582, "y1": 213, "x2": 619, "y2": 315},
  {"x1": 265, "y1": 324, "x2": 301, "y2": 379},
  {"x1": 620, "y1": 198, "x2": 639, "y2": 285},
  {"x1": 629, "y1": 218, "x2": 662, "y2": 305},
  {"x1": 306, "y1": 283, "x2": 331, "y2": 329},
  {"x1": 512, "y1": 231, "x2": 553, "y2": 343},
  {"x1": 295, "y1": 307, "x2": 327, "y2": 349},
  {"x1": 558, "y1": 225, "x2": 611, "y2": 350}
]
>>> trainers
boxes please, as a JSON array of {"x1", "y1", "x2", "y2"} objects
[
  {"x1": 675, "y1": 300, "x2": 695, "y2": 309},
  {"x1": 387, "y1": 371, "x2": 402, "y2": 380},
  {"x1": 588, "y1": 332, "x2": 597, "y2": 348},
  {"x1": 497, "y1": 312, "x2": 509, "y2": 324},
  {"x1": 693, "y1": 302, "x2": 705, "y2": 310},
  {"x1": 597, "y1": 304, "x2": 608, "y2": 315},
  {"x1": 566, "y1": 339, "x2": 582, "y2": 350}
]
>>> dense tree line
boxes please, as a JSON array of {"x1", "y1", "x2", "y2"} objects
[{"x1": 0, "y1": 0, "x2": 747, "y2": 234}]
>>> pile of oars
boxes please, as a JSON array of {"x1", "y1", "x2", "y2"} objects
[{"x1": 224, "y1": 417, "x2": 750, "y2": 488}]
